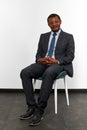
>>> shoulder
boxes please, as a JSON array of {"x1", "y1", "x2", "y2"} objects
[
  {"x1": 40, "y1": 32, "x2": 51, "y2": 37},
  {"x1": 41, "y1": 31, "x2": 51, "y2": 35},
  {"x1": 60, "y1": 30, "x2": 75, "y2": 44},
  {"x1": 61, "y1": 30, "x2": 73, "y2": 37}
]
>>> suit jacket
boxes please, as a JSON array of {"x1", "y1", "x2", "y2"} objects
[{"x1": 36, "y1": 30, "x2": 75, "y2": 77}]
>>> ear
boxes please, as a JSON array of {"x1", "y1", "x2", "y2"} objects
[
  {"x1": 48, "y1": 22, "x2": 50, "y2": 26},
  {"x1": 48, "y1": 22, "x2": 51, "y2": 28},
  {"x1": 60, "y1": 20, "x2": 62, "y2": 24}
]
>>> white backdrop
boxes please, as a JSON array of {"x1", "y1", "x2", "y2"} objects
[{"x1": 0, "y1": 0, "x2": 87, "y2": 89}]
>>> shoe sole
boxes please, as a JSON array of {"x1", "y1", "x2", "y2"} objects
[
  {"x1": 29, "y1": 121, "x2": 40, "y2": 126},
  {"x1": 20, "y1": 114, "x2": 33, "y2": 120},
  {"x1": 29, "y1": 117, "x2": 43, "y2": 126}
]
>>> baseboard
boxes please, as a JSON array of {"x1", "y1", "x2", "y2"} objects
[
  {"x1": 0, "y1": 89, "x2": 87, "y2": 93},
  {"x1": 0, "y1": 89, "x2": 24, "y2": 93}
]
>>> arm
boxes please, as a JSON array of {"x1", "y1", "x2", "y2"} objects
[
  {"x1": 35, "y1": 34, "x2": 43, "y2": 62},
  {"x1": 58, "y1": 35, "x2": 75, "y2": 65}
]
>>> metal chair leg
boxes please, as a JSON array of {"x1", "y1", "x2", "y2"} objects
[
  {"x1": 54, "y1": 80, "x2": 57, "y2": 114},
  {"x1": 64, "y1": 76, "x2": 69, "y2": 106}
]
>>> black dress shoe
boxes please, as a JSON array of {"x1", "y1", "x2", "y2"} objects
[
  {"x1": 20, "y1": 107, "x2": 35, "y2": 120},
  {"x1": 29, "y1": 108, "x2": 43, "y2": 126}
]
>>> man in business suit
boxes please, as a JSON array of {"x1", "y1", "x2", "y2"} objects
[{"x1": 20, "y1": 13, "x2": 75, "y2": 126}]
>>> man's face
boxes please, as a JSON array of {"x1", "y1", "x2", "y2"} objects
[{"x1": 48, "y1": 16, "x2": 61, "y2": 32}]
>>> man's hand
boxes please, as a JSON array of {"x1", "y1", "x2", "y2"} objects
[
  {"x1": 38, "y1": 57, "x2": 58, "y2": 65},
  {"x1": 47, "y1": 57, "x2": 58, "y2": 64}
]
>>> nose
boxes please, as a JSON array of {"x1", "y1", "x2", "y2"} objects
[
  {"x1": 51, "y1": 23, "x2": 57, "y2": 27},
  {"x1": 52, "y1": 22, "x2": 56, "y2": 25}
]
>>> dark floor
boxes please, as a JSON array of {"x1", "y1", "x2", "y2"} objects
[{"x1": 0, "y1": 91, "x2": 87, "y2": 130}]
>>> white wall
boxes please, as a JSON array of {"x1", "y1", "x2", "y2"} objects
[{"x1": 0, "y1": 0, "x2": 87, "y2": 89}]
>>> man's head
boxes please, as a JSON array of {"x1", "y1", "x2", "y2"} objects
[{"x1": 47, "y1": 14, "x2": 61, "y2": 32}]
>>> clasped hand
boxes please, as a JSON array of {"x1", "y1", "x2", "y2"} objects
[{"x1": 38, "y1": 57, "x2": 58, "y2": 65}]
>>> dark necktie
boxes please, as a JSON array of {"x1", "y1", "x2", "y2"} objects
[{"x1": 47, "y1": 32, "x2": 56, "y2": 57}]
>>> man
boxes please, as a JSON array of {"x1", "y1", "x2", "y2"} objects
[{"x1": 20, "y1": 13, "x2": 75, "y2": 126}]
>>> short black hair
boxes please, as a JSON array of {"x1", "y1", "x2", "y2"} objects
[{"x1": 47, "y1": 13, "x2": 61, "y2": 23}]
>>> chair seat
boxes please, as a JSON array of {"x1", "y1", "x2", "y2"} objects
[
  {"x1": 37, "y1": 71, "x2": 67, "y2": 80},
  {"x1": 56, "y1": 71, "x2": 67, "y2": 79}
]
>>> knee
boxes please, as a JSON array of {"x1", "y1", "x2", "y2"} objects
[{"x1": 20, "y1": 68, "x2": 28, "y2": 79}]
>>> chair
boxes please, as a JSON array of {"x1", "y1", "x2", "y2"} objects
[{"x1": 33, "y1": 71, "x2": 69, "y2": 114}]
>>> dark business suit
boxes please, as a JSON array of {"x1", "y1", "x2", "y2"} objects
[{"x1": 20, "y1": 30, "x2": 75, "y2": 114}]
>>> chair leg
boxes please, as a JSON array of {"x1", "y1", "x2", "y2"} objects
[
  {"x1": 54, "y1": 80, "x2": 57, "y2": 114},
  {"x1": 33, "y1": 79, "x2": 36, "y2": 91},
  {"x1": 64, "y1": 76, "x2": 69, "y2": 106}
]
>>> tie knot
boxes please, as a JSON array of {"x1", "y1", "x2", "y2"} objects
[{"x1": 53, "y1": 32, "x2": 57, "y2": 36}]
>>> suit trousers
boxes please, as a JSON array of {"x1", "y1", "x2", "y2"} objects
[{"x1": 20, "y1": 63, "x2": 64, "y2": 114}]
